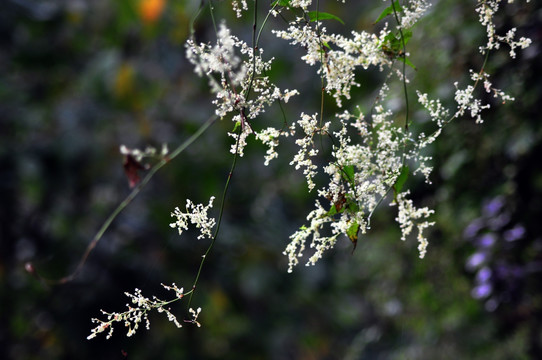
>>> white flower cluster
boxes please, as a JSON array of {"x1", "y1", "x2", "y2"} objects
[
  {"x1": 231, "y1": 0, "x2": 248, "y2": 18},
  {"x1": 289, "y1": 0, "x2": 313, "y2": 10},
  {"x1": 186, "y1": 23, "x2": 242, "y2": 86},
  {"x1": 120, "y1": 143, "x2": 169, "y2": 162},
  {"x1": 477, "y1": 0, "x2": 532, "y2": 56},
  {"x1": 287, "y1": 0, "x2": 346, "y2": 11},
  {"x1": 453, "y1": 69, "x2": 515, "y2": 124},
  {"x1": 186, "y1": 22, "x2": 298, "y2": 158},
  {"x1": 453, "y1": 81, "x2": 491, "y2": 125},
  {"x1": 473, "y1": 70, "x2": 515, "y2": 104},
  {"x1": 417, "y1": 92, "x2": 449, "y2": 129},
  {"x1": 274, "y1": 21, "x2": 396, "y2": 107},
  {"x1": 87, "y1": 0, "x2": 534, "y2": 341},
  {"x1": 399, "y1": 0, "x2": 430, "y2": 29},
  {"x1": 184, "y1": 1, "x2": 531, "y2": 273},
  {"x1": 170, "y1": 196, "x2": 216, "y2": 240},
  {"x1": 289, "y1": 113, "x2": 327, "y2": 192},
  {"x1": 254, "y1": 126, "x2": 295, "y2": 166},
  {"x1": 272, "y1": 0, "x2": 432, "y2": 107},
  {"x1": 188, "y1": 306, "x2": 202, "y2": 327},
  {"x1": 268, "y1": 3, "x2": 421, "y2": 270},
  {"x1": 393, "y1": 191, "x2": 434, "y2": 259},
  {"x1": 87, "y1": 284, "x2": 199, "y2": 340},
  {"x1": 414, "y1": 92, "x2": 448, "y2": 182},
  {"x1": 284, "y1": 86, "x2": 438, "y2": 272},
  {"x1": 391, "y1": 191, "x2": 435, "y2": 259}
]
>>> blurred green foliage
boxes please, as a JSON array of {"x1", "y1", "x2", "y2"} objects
[{"x1": 1, "y1": 0, "x2": 541, "y2": 359}]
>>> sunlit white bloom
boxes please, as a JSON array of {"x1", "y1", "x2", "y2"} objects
[
  {"x1": 477, "y1": 0, "x2": 532, "y2": 56},
  {"x1": 285, "y1": 88, "x2": 424, "y2": 271},
  {"x1": 231, "y1": 0, "x2": 248, "y2": 18},
  {"x1": 289, "y1": 113, "x2": 327, "y2": 191},
  {"x1": 187, "y1": 21, "x2": 298, "y2": 157},
  {"x1": 87, "y1": 284, "x2": 194, "y2": 340},
  {"x1": 289, "y1": 0, "x2": 312, "y2": 9},
  {"x1": 274, "y1": 21, "x2": 394, "y2": 107},
  {"x1": 188, "y1": 307, "x2": 202, "y2": 327},
  {"x1": 170, "y1": 197, "x2": 216, "y2": 240},
  {"x1": 417, "y1": 91, "x2": 449, "y2": 128},
  {"x1": 399, "y1": 0, "x2": 431, "y2": 29},
  {"x1": 119, "y1": 144, "x2": 168, "y2": 162},
  {"x1": 255, "y1": 127, "x2": 293, "y2": 166},
  {"x1": 454, "y1": 82, "x2": 490, "y2": 124},
  {"x1": 181, "y1": 0, "x2": 528, "y2": 274},
  {"x1": 393, "y1": 191, "x2": 435, "y2": 258}
]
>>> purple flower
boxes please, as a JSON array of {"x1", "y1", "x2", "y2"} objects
[
  {"x1": 464, "y1": 218, "x2": 484, "y2": 239},
  {"x1": 476, "y1": 267, "x2": 492, "y2": 283},
  {"x1": 466, "y1": 252, "x2": 487, "y2": 271},
  {"x1": 477, "y1": 233, "x2": 496, "y2": 248},
  {"x1": 472, "y1": 283, "x2": 492, "y2": 299},
  {"x1": 488, "y1": 212, "x2": 511, "y2": 230},
  {"x1": 503, "y1": 225, "x2": 525, "y2": 242},
  {"x1": 483, "y1": 196, "x2": 504, "y2": 217}
]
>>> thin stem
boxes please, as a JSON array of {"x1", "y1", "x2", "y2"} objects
[
  {"x1": 244, "y1": 0, "x2": 259, "y2": 101},
  {"x1": 208, "y1": 0, "x2": 219, "y2": 35},
  {"x1": 260, "y1": 3, "x2": 291, "y2": 130},
  {"x1": 186, "y1": 127, "x2": 240, "y2": 311},
  {"x1": 314, "y1": 0, "x2": 327, "y2": 148},
  {"x1": 185, "y1": 0, "x2": 267, "y2": 311},
  {"x1": 189, "y1": 0, "x2": 206, "y2": 37},
  {"x1": 256, "y1": 2, "x2": 278, "y2": 46},
  {"x1": 32, "y1": 116, "x2": 217, "y2": 285},
  {"x1": 389, "y1": 0, "x2": 411, "y2": 180},
  {"x1": 185, "y1": 0, "x2": 259, "y2": 313},
  {"x1": 390, "y1": 0, "x2": 410, "y2": 132}
]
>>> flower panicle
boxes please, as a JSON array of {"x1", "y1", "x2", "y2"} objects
[{"x1": 87, "y1": 284, "x2": 201, "y2": 340}]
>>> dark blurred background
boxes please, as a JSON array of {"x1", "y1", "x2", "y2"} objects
[{"x1": 1, "y1": 0, "x2": 541, "y2": 359}]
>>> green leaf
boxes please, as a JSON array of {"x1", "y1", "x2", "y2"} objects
[
  {"x1": 347, "y1": 221, "x2": 360, "y2": 252},
  {"x1": 325, "y1": 204, "x2": 338, "y2": 217},
  {"x1": 384, "y1": 31, "x2": 411, "y2": 52},
  {"x1": 346, "y1": 199, "x2": 360, "y2": 213},
  {"x1": 308, "y1": 11, "x2": 345, "y2": 25},
  {"x1": 374, "y1": 1, "x2": 403, "y2": 24},
  {"x1": 323, "y1": 193, "x2": 353, "y2": 218},
  {"x1": 383, "y1": 32, "x2": 396, "y2": 43},
  {"x1": 393, "y1": 165, "x2": 409, "y2": 203},
  {"x1": 380, "y1": 31, "x2": 416, "y2": 70},
  {"x1": 398, "y1": 56, "x2": 417, "y2": 70},
  {"x1": 341, "y1": 165, "x2": 355, "y2": 183},
  {"x1": 394, "y1": 165, "x2": 409, "y2": 194}
]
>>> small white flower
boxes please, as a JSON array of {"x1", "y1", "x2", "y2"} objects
[
  {"x1": 189, "y1": 307, "x2": 202, "y2": 327},
  {"x1": 87, "y1": 284, "x2": 200, "y2": 340},
  {"x1": 393, "y1": 191, "x2": 435, "y2": 258},
  {"x1": 170, "y1": 197, "x2": 216, "y2": 240},
  {"x1": 231, "y1": 0, "x2": 248, "y2": 18}
]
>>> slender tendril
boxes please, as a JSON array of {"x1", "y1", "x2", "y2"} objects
[
  {"x1": 30, "y1": 116, "x2": 218, "y2": 286},
  {"x1": 189, "y1": 0, "x2": 206, "y2": 37},
  {"x1": 314, "y1": 0, "x2": 326, "y2": 148},
  {"x1": 244, "y1": 0, "x2": 259, "y2": 102},
  {"x1": 208, "y1": 0, "x2": 219, "y2": 34},
  {"x1": 390, "y1": 0, "x2": 410, "y2": 132},
  {"x1": 186, "y1": 0, "x2": 259, "y2": 312},
  {"x1": 186, "y1": 126, "x2": 240, "y2": 311}
]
